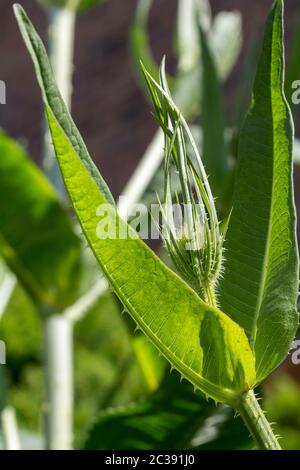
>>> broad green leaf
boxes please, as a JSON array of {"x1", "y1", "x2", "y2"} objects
[
  {"x1": 84, "y1": 373, "x2": 216, "y2": 450},
  {"x1": 0, "y1": 129, "x2": 81, "y2": 309},
  {"x1": 219, "y1": 0, "x2": 299, "y2": 382},
  {"x1": 15, "y1": 3, "x2": 114, "y2": 207},
  {"x1": 200, "y1": 27, "x2": 228, "y2": 195},
  {"x1": 15, "y1": 4, "x2": 256, "y2": 406}
]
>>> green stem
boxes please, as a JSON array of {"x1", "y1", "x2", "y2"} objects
[
  {"x1": 236, "y1": 389, "x2": 281, "y2": 450},
  {"x1": 203, "y1": 282, "x2": 218, "y2": 308}
]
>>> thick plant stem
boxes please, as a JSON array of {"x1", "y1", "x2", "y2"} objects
[
  {"x1": 43, "y1": 6, "x2": 76, "y2": 195},
  {"x1": 237, "y1": 389, "x2": 281, "y2": 450},
  {"x1": 44, "y1": 315, "x2": 73, "y2": 450},
  {"x1": 203, "y1": 284, "x2": 280, "y2": 450},
  {"x1": 203, "y1": 283, "x2": 218, "y2": 308}
]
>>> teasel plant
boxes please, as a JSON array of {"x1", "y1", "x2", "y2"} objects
[
  {"x1": 142, "y1": 59, "x2": 225, "y2": 307},
  {"x1": 10, "y1": 0, "x2": 299, "y2": 451}
]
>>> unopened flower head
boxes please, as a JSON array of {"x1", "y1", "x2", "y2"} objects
[{"x1": 141, "y1": 59, "x2": 225, "y2": 304}]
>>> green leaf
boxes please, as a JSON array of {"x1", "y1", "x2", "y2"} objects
[
  {"x1": 0, "y1": 129, "x2": 81, "y2": 309},
  {"x1": 84, "y1": 373, "x2": 216, "y2": 450},
  {"x1": 219, "y1": 0, "x2": 299, "y2": 382},
  {"x1": 14, "y1": 4, "x2": 256, "y2": 405},
  {"x1": 200, "y1": 27, "x2": 228, "y2": 196},
  {"x1": 14, "y1": 3, "x2": 114, "y2": 207}
]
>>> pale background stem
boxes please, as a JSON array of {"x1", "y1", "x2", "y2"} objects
[
  {"x1": 1, "y1": 406, "x2": 21, "y2": 450},
  {"x1": 0, "y1": 273, "x2": 17, "y2": 321},
  {"x1": 44, "y1": 316, "x2": 73, "y2": 450},
  {"x1": 117, "y1": 129, "x2": 164, "y2": 219}
]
